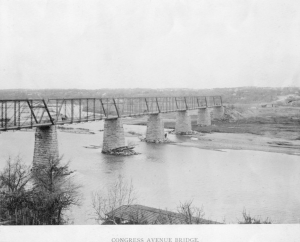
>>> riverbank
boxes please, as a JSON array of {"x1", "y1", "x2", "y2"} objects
[
  {"x1": 123, "y1": 106, "x2": 300, "y2": 156},
  {"x1": 171, "y1": 132, "x2": 300, "y2": 156}
]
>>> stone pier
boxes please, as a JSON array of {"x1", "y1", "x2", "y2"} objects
[
  {"x1": 197, "y1": 108, "x2": 211, "y2": 126},
  {"x1": 145, "y1": 113, "x2": 165, "y2": 142},
  {"x1": 175, "y1": 111, "x2": 192, "y2": 134},
  {"x1": 212, "y1": 106, "x2": 225, "y2": 120},
  {"x1": 33, "y1": 125, "x2": 59, "y2": 167},
  {"x1": 102, "y1": 118, "x2": 126, "y2": 153}
]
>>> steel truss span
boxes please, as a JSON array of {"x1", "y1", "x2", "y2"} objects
[{"x1": 0, "y1": 96, "x2": 222, "y2": 131}]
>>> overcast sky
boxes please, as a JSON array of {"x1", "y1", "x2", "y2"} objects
[{"x1": 0, "y1": 0, "x2": 299, "y2": 89}]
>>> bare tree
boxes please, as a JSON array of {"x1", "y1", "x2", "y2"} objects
[
  {"x1": 177, "y1": 201, "x2": 205, "y2": 224},
  {"x1": 0, "y1": 156, "x2": 31, "y2": 192},
  {"x1": 238, "y1": 209, "x2": 271, "y2": 224},
  {"x1": 0, "y1": 156, "x2": 81, "y2": 225},
  {"x1": 0, "y1": 156, "x2": 31, "y2": 224},
  {"x1": 91, "y1": 175, "x2": 136, "y2": 224},
  {"x1": 31, "y1": 156, "x2": 81, "y2": 224}
]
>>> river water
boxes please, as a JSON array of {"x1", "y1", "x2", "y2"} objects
[{"x1": 0, "y1": 121, "x2": 299, "y2": 224}]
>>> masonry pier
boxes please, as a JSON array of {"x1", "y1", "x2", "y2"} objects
[
  {"x1": 102, "y1": 118, "x2": 126, "y2": 153},
  {"x1": 212, "y1": 106, "x2": 225, "y2": 120},
  {"x1": 145, "y1": 113, "x2": 165, "y2": 142},
  {"x1": 197, "y1": 108, "x2": 211, "y2": 126},
  {"x1": 33, "y1": 125, "x2": 59, "y2": 167},
  {"x1": 175, "y1": 111, "x2": 192, "y2": 134}
]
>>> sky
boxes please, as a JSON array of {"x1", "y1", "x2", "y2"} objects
[{"x1": 0, "y1": 0, "x2": 300, "y2": 89}]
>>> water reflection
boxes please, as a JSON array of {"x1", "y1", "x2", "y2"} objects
[{"x1": 102, "y1": 154, "x2": 127, "y2": 173}]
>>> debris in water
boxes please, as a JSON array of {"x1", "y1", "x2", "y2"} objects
[
  {"x1": 83, "y1": 145, "x2": 101, "y2": 149},
  {"x1": 102, "y1": 146, "x2": 140, "y2": 156},
  {"x1": 139, "y1": 137, "x2": 174, "y2": 143}
]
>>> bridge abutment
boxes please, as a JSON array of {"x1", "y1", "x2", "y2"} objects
[
  {"x1": 33, "y1": 125, "x2": 59, "y2": 167},
  {"x1": 197, "y1": 108, "x2": 211, "y2": 126},
  {"x1": 175, "y1": 111, "x2": 192, "y2": 134},
  {"x1": 145, "y1": 113, "x2": 165, "y2": 142},
  {"x1": 212, "y1": 106, "x2": 225, "y2": 120},
  {"x1": 102, "y1": 118, "x2": 126, "y2": 153}
]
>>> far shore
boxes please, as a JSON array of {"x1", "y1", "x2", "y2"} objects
[
  {"x1": 169, "y1": 132, "x2": 300, "y2": 156},
  {"x1": 123, "y1": 125, "x2": 300, "y2": 156},
  {"x1": 122, "y1": 106, "x2": 300, "y2": 156}
]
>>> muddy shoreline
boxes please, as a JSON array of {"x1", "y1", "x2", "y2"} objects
[
  {"x1": 170, "y1": 132, "x2": 300, "y2": 156},
  {"x1": 122, "y1": 106, "x2": 300, "y2": 156}
]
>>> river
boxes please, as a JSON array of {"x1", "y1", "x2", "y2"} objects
[{"x1": 0, "y1": 120, "x2": 299, "y2": 224}]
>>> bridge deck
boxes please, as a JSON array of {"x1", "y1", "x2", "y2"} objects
[{"x1": 0, "y1": 96, "x2": 222, "y2": 131}]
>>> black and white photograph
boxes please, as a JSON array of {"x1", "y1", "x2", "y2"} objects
[{"x1": 0, "y1": 0, "x2": 300, "y2": 241}]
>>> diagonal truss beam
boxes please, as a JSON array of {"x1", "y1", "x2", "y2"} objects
[
  {"x1": 42, "y1": 99, "x2": 54, "y2": 125},
  {"x1": 26, "y1": 100, "x2": 38, "y2": 124},
  {"x1": 0, "y1": 96, "x2": 222, "y2": 131}
]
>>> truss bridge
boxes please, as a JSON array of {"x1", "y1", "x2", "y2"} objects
[
  {"x1": 0, "y1": 96, "x2": 222, "y2": 131},
  {"x1": 0, "y1": 96, "x2": 224, "y2": 165}
]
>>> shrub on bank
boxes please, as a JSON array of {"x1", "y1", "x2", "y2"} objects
[{"x1": 0, "y1": 156, "x2": 81, "y2": 225}]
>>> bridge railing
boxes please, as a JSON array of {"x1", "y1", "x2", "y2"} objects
[
  {"x1": 0, "y1": 96, "x2": 222, "y2": 130},
  {"x1": 0, "y1": 99, "x2": 53, "y2": 130}
]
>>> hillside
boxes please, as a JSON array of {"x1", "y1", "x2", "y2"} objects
[{"x1": 1, "y1": 87, "x2": 299, "y2": 106}]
